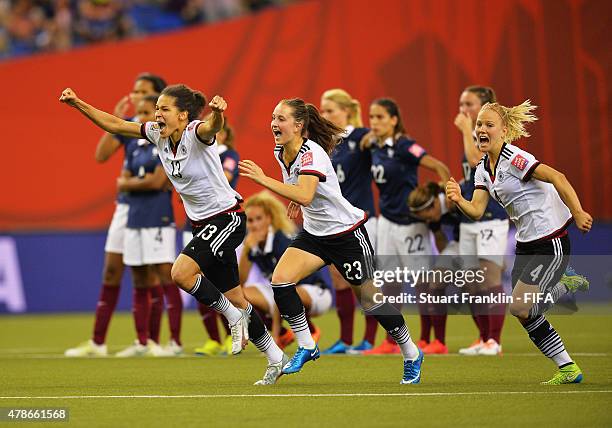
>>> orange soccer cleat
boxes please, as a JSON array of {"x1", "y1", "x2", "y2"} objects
[
  {"x1": 362, "y1": 338, "x2": 400, "y2": 355},
  {"x1": 422, "y1": 339, "x2": 448, "y2": 355}
]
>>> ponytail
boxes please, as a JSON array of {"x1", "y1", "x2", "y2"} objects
[{"x1": 481, "y1": 100, "x2": 538, "y2": 142}]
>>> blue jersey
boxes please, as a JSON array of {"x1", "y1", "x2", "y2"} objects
[
  {"x1": 371, "y1": 136, "x2": 426, "y2": 224},
  {"x1": 331, "y1": 127, "x2": 375, "y2": 216},
  {"x1": 124, "y1": 139, "x2": 174, "y2": 228},
  {"x1": 460, "y1": 154, "x2": 507, "y2": 222},
  {"x1": 115, "y1": 134, "x2": 133, "y2": 204},
  {"x1": 248, "y1": 230, "x2": 328, "y2": 287},
  {"x1": 219, "y1": 147, "x2": 240, "y2": 189}
]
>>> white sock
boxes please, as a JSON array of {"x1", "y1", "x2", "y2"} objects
[
  {"x1": 400, "y1": 339, "x2": 419, "y2": 361},
  {"x1": 210, "y1": 294, "x2": 242, "y2": 325},
  {"x1": 286, "y1": 311, "x2": 316, "y2": 349},
  {"x1": 552, "y1": 350, "x2": 573, "y2": 367}
]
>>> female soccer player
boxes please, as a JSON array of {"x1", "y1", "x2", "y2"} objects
[
  {"x1": 240, "y1": 191, "x2": 331, "y2": 345},
  {"x1": 408, "y1": 182, "x2": 462, "y2": 354},
  {"x1": 454, "y1": 86, "x2": 509, "y2": 356},
  {"x1": 239, "y1": 98, "x2": 424, "y2": 384},
  {"x1": 65, "y1": 73, "x2": 168, "y2": 357},
  {"x1": 113, "y1": 94, "x2": 182, "y2": 357},
  {"x1": 319, "y1": 88, "x2": 379, "y2": 354},
  {"x1": 363, "y1": 98, "x2": 450, "y2": 354},
  {"x1": 446, "y1": 100, "x2": 592, "y2": 384},
  {"x1": 60, "y1": 85, "x2": 287, "y2": 385}
]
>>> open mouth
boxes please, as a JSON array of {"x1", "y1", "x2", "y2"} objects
[
  {"x1": 272, "y1": 129, "x2": 282, "y2": 137},
  {"x1": 478, "y1": 134, "x2": 490, "y2": 144},
  {"x1": 157, "y1": 122, "x2": 167, "y2": 131}
]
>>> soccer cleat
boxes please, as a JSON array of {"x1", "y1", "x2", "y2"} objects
[
  {"x1": 229, "y1": 309, "x2": 250, "y2": 355},
  {"x1": 416, "y1": 340, "x2": 429, "y2": 350},
  {"x1": 322, "y1": 339, "x2": 351, "y2": 355},
  {"x1": 254, "y1": 354, "x2": 290, "y2": 385},
  {"x1": 64, "y1": 340, "x2": 107, "y2": 357},
  {"x1": 223, "y1": 336, "x2": 233, "y2": 355},
  {"x1": 163, "y1": 339, "x2": 184, "y2": 356},
  {"x1": 458, "y1": 339, "x2": 484, "y2": 355},
  {"x1": 282, "y1": 345, "x2": 320, "y2": 374},
  {"x1": 422, "y1": 339, "x2": 448, "y2": 355},
  {"x1": 311, "y1": 325, "x2": 321, "y2": 344},
  {"x1": 541, "y1": 363, "x2": 583, "y2": 385},
  {"x1": 278, "y1": 329, "x2": 295, "y2": 350},
  {"x1": 147, "y1": 339, "x2": 172, "y2": 357},
  {"x1": 401, "y1": 349, "x2": 424, "y2": 384},
  {"x1": 346, "y1": 339, "x2": 373, "y2": 354},
  {"x1": 477, "y1": 338, "x2": 502, "y2": 356},
  {"x1": 194, "y1": 339, "x2": 223, "y2": 356},
  {"x1": 560, "y1": 267, "x2": 590, "y2": 293},
  {"x1": 115, "y1": 340, "x2": 149, "y2": 357},
  {"x1": 362, "y1": 338, "x2": 400, "y2": 355}
]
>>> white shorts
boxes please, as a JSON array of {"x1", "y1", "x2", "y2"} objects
[
  {"x1": 364, "y1": 216, "x2": 378, "y2": 253},
  {"x1": 123, "y1": 227, "x2": 177, "y2": 266},
  {"x1": 244, "y1": 281, "x2": 275, "y2": 313},
  {"x1": 104, "y1": 203, "x2": 129, "y2": 254},
  {"x1": 433, "y1": 240, "x2": 462, "y2": 270},
  {"x1": 459, "y1": 219, "x2": 510, "y2": 269},
  {"x1": 377, "y1": 215, "x2": 433, "y2": 273},
  {"x1": 300, "y1": 285, "x2": 333, "y2": 316}
]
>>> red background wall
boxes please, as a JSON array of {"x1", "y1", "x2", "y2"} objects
[{"x1": 0, "y1": 0, "x2": 610, "y2": 230}]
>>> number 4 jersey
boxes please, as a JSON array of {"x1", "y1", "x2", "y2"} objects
[
  {"x1": 141, "y1": 120, "x2": 243, "y2": 221},
  {"x1": 474, "y1": 143, "x2": 572, "y2": 243}
]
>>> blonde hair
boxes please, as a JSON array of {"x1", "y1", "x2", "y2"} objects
[
  {"x1": 481, "y1": 99, "x2": 538, "y2": 143},
  {"x1": 244, "y1": 191, "x2": 296, "y2": 235},
  {"x1": 321, "y1": 88, "x2": 363, "y2": 128}
]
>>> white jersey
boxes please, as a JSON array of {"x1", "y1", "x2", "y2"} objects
[
  {"x1": 474, "y1": 143, "x2": 572, "y2": 243},
  {"x1": 141, "y1": 120, "x2": 242, "y2": 221},
  {"x1": 274, "y1": 139, "x2": 365, "y2": 236}
]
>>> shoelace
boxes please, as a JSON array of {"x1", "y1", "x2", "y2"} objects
[
  {"x1": 287, "y1": 348, "x2": 308, "y2": 367},
  {"x1": 403, "y1": 359, "x2": 419, "y2": 380}
]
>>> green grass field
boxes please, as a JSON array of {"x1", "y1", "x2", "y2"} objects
[{"x1": 1, "y1": 310, "x2": 611, "y2": 427}]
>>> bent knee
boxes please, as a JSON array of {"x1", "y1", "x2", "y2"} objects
[{"x1": 509, "y1": 303, "x2": 530, "y2": 319}]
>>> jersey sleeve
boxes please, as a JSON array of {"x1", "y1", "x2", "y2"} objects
[
  {"x1": 474, "y1": 162, "x2": 489, "y2": 191},
  {"x1": 140, "y1": 121, "x2": 162, "y2": 147},
  {"x1": 221, "y1": 150, "x2": 239, "y2": 179},
  {"x1": 193, "y1": 120, "x2": 216, "y2": 146},
  {"x1": 397, "y1": 138, "x2": 427, "y2": 164},
  {"x1": 510, "y1": 149, "x2": 540, "y2": 182},
  {"x1": 297, "y1": 149, "x2": 327, "y2": 182}
]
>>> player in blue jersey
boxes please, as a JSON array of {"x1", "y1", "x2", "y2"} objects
[
  {"x1": 319, "y1": 88, "x2": 379, "y2": 354},
  {"x1": 65, "y1": 73, "x2": 168, "y2": 357},
  {"x1": 113, "y1": 95, "x2": 182, "y2": 357},
  {"x1": 240, "y1": 98, "x2": 424, "y2": 384},
  {"x1": 454, "y1": 86, "x2": 509, "y2": 356},
  {"x1": 363, "y1": 98, "x2": 450, "y2": 355},
  {"x1": 239, "y1": 191, "x2": 331, "y2": 347},
  {"x1": 191, "y1": 120, "x2": 243, "y2": 356}
]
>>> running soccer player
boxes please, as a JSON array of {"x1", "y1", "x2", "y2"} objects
[
  {"x1": 239, "y1": 98, "x2": 424, "y2": 384},
  {"x1": 454, "y1": 86, "x2": 509, "y2": 356},
  {"x1": 240, "y1": 191, "x2": 331, "y2": 346},
  {"x1": 446, "y1": 100, "x2": 592, "y2": 384},
  {"x1": 363, "y1": 98, "x2": 450, "y2": 354},
  {"x1": 60, "y1": 85, "x2": 287, "y2": 385},
  {"x1": 65, "y1": 73, "x2": 168, "y2": 357},
  {"x1": 319, "y1": 88, "x2": 379, "y2": 354}
]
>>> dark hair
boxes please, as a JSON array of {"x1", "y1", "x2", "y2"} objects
[
  {"x1": 161, "y1": 84, "x2": 207, "y2": 122},
  {"x1": 281, "y1": 98, "x2": 344, "y2": 155},
  {"x1": 135, "y1": 73, "x2": 167, "y2": 94},
  {"x1": 464, "y1": 86, "x2": 497, "y2": 105},
  {"x1": 371, "y1": 98, "x2": 406, "y2": 139},
  {"x1": 220, "y1": 119, "x2": 235, "y2": 150},
  {"x1": 408, "y1": 182, "x2": 443, "y2": 212},
  {"x1": 141, "y1": 94, "x2": 159, "y2": 105}
]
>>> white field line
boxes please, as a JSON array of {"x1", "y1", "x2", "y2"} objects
[{"x1": 0, "y1": 391, "x2": 611, "y2": 400}]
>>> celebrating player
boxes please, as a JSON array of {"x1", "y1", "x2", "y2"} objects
[
  {"x1": 239, "y1": 98, "x2": 424, "y2": 384},
  {"x1": 60, "y1": 85, "x2": 287, "y2": 385},
  {"x1": 319, "y1": 88, "x2": 379, "y2": 354},
  {"x1": 446, "y1": 100, "x2": 592, "y2": 384}
]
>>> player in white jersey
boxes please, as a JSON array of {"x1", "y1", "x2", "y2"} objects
[
  {"x1": 60, "y1": 85, "x2": 288, "y2": 385},
  {"x1": 239, "y1": 98, "x2": 424, "y2": 384},
  {"x1": 446, "y1": 100, "x2": 592, "y2": 385}
]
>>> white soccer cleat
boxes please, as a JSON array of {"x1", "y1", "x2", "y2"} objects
[
  {"x1": 477, "y1": 339, "x2": 502, "y2": 356},
  {"x1": 254, "y1": 354, "x2": 290, "y2": 385},
  {"x1": 146, "y1": 339, "x2": 173, "y2": 357},
  {"x1": 229, "y1": 309, "x2": 250, "y2": 355},
  {"x1": 458, "y1": 339, "x2": 484, "y2": 355},
  {"x1": 115, "y1": 340, "x2": 149, "y2": 357},
  {"x1": 64, "y1": 340, "x2": 107, "y2": 357},
  {"x1": 163, "y1": 339, "x2": 184, "y2": 356}
]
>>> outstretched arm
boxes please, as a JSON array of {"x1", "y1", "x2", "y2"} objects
[
  {"x1": 239, "y1": 160, "x2": 318, "y2": 206},
  {"x1": 446, "y1": 177, "x2": 489, "y2": 220},
  {"x1": 196, "y1": 96, "x2": 227, "y2": 142},
  {"x1": 420, "y1": 154, "x2": 451, "y2": 182},
  {"x1": 59, "y1": 88, "x2": 141, "y2": 138},
  {"x1": 531, "y1": 164, "x2": 592, "y2": 232}
]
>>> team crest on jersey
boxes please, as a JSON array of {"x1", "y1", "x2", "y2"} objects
[
  {"x1": 511, "y1": 154, "x2": 529, "y2": 171},
  {"x1": 301, "y1": 152, "x2": 313, "y2": 167},
  {"x1": 181, "y1": 144, "x2": 187, "y2": 155},
  {"x1": 387, "y1": 148, "x2": 394, "y2": 157},
  {"x1": 348, "y1": 140, "x2": 357, "y2": 151},
  {"x1": 497, "y1": 170, "x2": 505, "y2": 182}
]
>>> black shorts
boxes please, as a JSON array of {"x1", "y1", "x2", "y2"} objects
[
  {"x1": 182, "y1": 211, "x2": 246, "y2": 293},
  {"x1": 289, "y1": 225, "x2": 375, "y2": 286},
  {"x1": 511, "y1": 233, "x2": 570, "y2": 292}
]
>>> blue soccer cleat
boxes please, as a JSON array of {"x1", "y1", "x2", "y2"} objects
[
  {"x1": 322, "y1": 339, "x2": 351, "y2": 355},
  {"x1": 400, "y1": 349, "x2": 424, "y2": 384},
  {"x1": 346, "y1": 339, "x2": 373, "y2": 354},
  {"x1": 282, "y1": 345, "x2": 320, "y2": 374}
]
